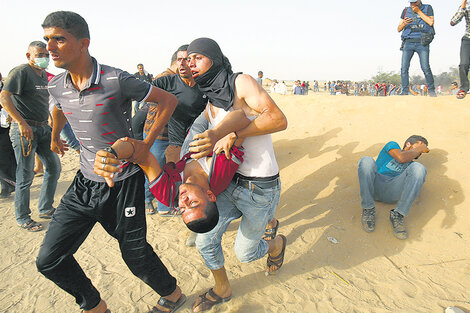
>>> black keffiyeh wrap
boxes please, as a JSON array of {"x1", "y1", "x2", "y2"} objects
[{"x1": 188, "y1": 37, "x2": 241, "y2": 111}]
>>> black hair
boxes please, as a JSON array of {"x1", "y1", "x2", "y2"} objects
[
  {"x1": 42, "y1": 11, "x2": 90, "y2": 39},
  {"x1": 177, "y1": 44, "x2": 189, "y2": 52},
  {"x1": 403, "y1": 135, "x2": 428, "y2": 149},
  {"x1": 258, "y1": 71, "x2": 263, "y2": 76},
  {"x1": 29, "y1": 41, "x2": 46, "y2": 50},
  {"x1": 185, "y1": 201, "x2": 219, "y2": 233},
  {"x1": 137, "y1": 63, "x2": 144, "y2": 68}
]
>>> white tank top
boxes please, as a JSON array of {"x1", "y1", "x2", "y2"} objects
[{"x1": 208, "y1": 106, "x2": 279, "y2": 177}]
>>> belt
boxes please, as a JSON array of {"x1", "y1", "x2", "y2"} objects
[
  {"x1": 233, "y1": 173, "x2": 280, "y2": 190},
  {"x1": 24, "y1": 119, "x2": 48, "y2": 127}
]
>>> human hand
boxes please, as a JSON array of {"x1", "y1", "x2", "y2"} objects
[
  {"x1": 189, "y1": 129, "x2": 219, "y2": 159},
  {"x1": 463, "y1": 0, "x2": 467, "y2": 9},
  {"x1": 50, "y1": 137, "x2": 69, "y2": 157},
  {"x1": 415, "y1": 142, "x2": 430, "y2": 154},
  {"x1": 126, "y1": 137, "x2": 150, "y2": 164},
  {"x1": 94, "y1": 149, "x2": 123, "y2": 187},
  {"x1": 19, "y1": 121, "x2": 33, "y2": 141},
  {"x1": 404, "y1": 17, "x2": 413, "y2": 25},
  {"x1": 411, "y1": 5, "x2": 421, "y2": 13},
  {"x1": 213, "y1": 132, "x2": 237, "y2": 159}
]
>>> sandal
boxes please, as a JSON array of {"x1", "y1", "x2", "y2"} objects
[
  {"x1": 146, "y1": 202, "x2": 156, "y2": 215},
  {"x1": 19, "y1": 220, "x2": 43, "y2": 232},
  {"x1": 39, "y1": 208, "x2": 56, "y2": 219},
  {"x1": 149, "y1": 294, "x2": 186, "y2": 313},
  {"x1": 158, "y1": 208, "x2": 181, "y2": 217},
  {"x1": 266, "y1": 235, "x2": 287, "y2": 274},
  {"x1": 192, "y1": 288, "x2": 231, "y2": 312},
  {"x1": 263, "y1": 218, "x2": 279, "y2": 240},
  {"x1": 456, "y1": 89, "x2": 467, "y2": 99}
]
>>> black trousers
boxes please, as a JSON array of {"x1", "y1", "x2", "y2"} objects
[
  {"x1": 459, "y1": 37, "x2": 470, "y2": 92},
  {"x1": 0, "y1": 128, "x2": 16, "y2": 193},
  {"x1": 36, "y1": 170, "x2": 177, "y2": 310}
]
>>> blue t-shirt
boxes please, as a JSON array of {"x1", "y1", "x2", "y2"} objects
[{"x1": 376, "y1": 141, "x2": 412, "y2": 177}]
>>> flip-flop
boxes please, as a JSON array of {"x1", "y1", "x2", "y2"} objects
[
  {"x1": 266, "y1": 235, "x2": 287, "y2": 274},
  {"x1": 192, "y1": 288, "x2": 231, "y2": 312},
  {"x1": 39, "y1": 208, "x2": 56, "y2": 219},
  {"x1": 18, "y1": 220, "x2": 43, "y2": 232},
  {"x1": 263, "y1": 219, "x2": 279, "y2": 240},
  {"x1": 149, "y1": 294, "x2": 186, "y2": 313},
  {"x1": 456, "y1": 89, "x2": 467, "y2": 99}
]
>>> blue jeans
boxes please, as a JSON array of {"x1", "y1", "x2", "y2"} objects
[
  {"x1": 196, "y1": 179, "x2": 281, "y2": 270},
  {"x1": 10, "y1": 123, "x2": 61, "y2": 224},
  {"x1": 357, "y1": 156, "x2": 426, "y2": 217},
  {"x1": 143, "y1": 133, "x2": 169, "y2": 212},
  {"x1": 60, "y1": 121, "x2": 79, "y2": 151},
  {"x1": 401, "y1": 41, "x2": 435, "y2": 93}
]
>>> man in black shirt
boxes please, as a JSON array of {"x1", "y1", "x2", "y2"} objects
[{"x1": 143, "y1": 44, "x2": 207, "y2": 215}]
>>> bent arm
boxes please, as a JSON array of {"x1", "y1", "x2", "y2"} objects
[
  {"x1": 141, "y1": 86, "x2": 177, "y2": 146},
  {"x1": 0, "y1": 90, "x2": 26, "y2": 125},
  {"x1": 451, "y1": 5, "x2": 466, "y2": 26},
  {"x1": 51, "y1": 106, "x2": 67, "y2": 142},
  {"x1": 417, "y1": 10, "x2": 434, "y2": 27},
  {"x1": 388, "y1": 148, "x2": 425, "y2": 163},
  {"x1": 398, "y1": 19, "x2": 408, "y2": 32},
  {"x1": 235, "y1": 74, "x2": 287, "y2": 139}
]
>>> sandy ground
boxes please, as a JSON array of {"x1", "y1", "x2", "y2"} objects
[{"x1": 0, "y1": 93, "x2": 469, "y2": 313}]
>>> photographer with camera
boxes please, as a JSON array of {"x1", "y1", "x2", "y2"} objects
[
  {"x1": 398, "y1": 0, "x2": 436, "y2": 97},
  {"x1": 451, "y1": 0, "x2": 470, "y2": 99}
]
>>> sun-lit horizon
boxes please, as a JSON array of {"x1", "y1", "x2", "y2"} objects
[{"x1": 0, "y1": 1, "x2": 466, "y2": 82}]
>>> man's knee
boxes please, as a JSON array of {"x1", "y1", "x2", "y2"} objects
[
  {"x1": 36, "y1": 246, "x2": 56, "y2": 273},
  {"x1": 358, "y1": 156, "x2": 376, "y2": 173},
  {"x1": 407, "y1": 162, "x2": 427, "y2": 180}
]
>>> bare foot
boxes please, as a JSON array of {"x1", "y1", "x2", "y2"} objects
[{"x1": 83, "y1": 299, "x2": 107, "y2": 313}]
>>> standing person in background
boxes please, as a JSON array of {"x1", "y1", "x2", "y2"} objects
[
  {"x1": 0, "y1": 72, "x2": 17, "y2": 198},
  {"x1": 257, "y1": 71, "x2": 263, "y2": 85},
  {"x1": 398, "y1": 0, "x2": 436, "y2": 97},
  {"x1": 132, "y1": 63, "x2": 153, "y2": 115},
  {"x1": 451, "y1": 0, "x2": 470, "y2": 99},
  {"x1": 0, "y1": 41, "x2": 61, "y2": 232}
]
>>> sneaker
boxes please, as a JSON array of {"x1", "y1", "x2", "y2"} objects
[
  {"x1": 361, "y1": 208, "x2": 375, "y2": 232},
  {"x1": 390, "y1": 210, "x2": 408, "y2": 240}
]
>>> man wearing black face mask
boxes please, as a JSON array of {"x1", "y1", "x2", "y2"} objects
[
  {"x1": 0, "y1": 41, "x2": 61, "y2": 232},
  {"x1": 182, "y1": 38, "x2": 288, "y2": 312}
]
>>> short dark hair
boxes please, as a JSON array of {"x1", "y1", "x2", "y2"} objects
[
  {"x1": 185, "y1": 201, "x2": 219, "y2": 233},
  {"x1": 42, "y1": 11, "x2": 90, "y2": 39},
  {"x1": 137, "y1": 63, "x2": 144, "y2": 68},
  {"x1": 29, "y1": 41, "x2": 46, "y2": 50},
  {"x1": 172, "y1": 44, "x2": 189, "y2": 65},
  {"x1": 258, "y1": 71, "x2": 263, "y2": 76},
  {"x1": 404, "y1": 135, "x2": 428, "y2": 149},
  {"x1": 452, "y1": 81, "x2": 458, "y2": 86}
]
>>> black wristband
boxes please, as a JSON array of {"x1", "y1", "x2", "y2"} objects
[{"x1": 104, "y1": 146, "x2": 118, "y2": 158}]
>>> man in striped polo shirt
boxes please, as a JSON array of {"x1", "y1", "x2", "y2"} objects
[
  {"x1": 35, "y1": 11, "x2": 185, "y2": 313},
  {"x1": 451, "y1": 0, "x2": 470, "y2": 99}
]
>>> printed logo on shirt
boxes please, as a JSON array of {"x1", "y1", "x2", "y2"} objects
[
  {"x1": 35, "y1": 85, "x2": 48, "y2": 90},
  {"x1": 125, "y1": 207, "x2": 136, "y2": 217},
  {"x1": 385, "y1": 159, "x2": 410, "y2": 174}
]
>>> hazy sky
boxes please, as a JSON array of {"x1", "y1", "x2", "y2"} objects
[{"x1": 0, "y1": 0, "x2": 466, "y2": 81}]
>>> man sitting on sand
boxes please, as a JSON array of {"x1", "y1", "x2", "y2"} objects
[{"x1": 358, "y1": 135, "x2": 429, "y2": 239}]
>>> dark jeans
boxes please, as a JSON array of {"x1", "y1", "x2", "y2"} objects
[
  {"x1": 401, "y1": 41, "x2": 435, "y2": 93},
  {"x1": 459, "y1": 37, "x2": 470, "y2": 92},
  {"x1": 36, "y1": 170, "x2": 177, "y2": 310},
  {"x1": 0, "y1": 128, "x2": 16, "y2": 194}
]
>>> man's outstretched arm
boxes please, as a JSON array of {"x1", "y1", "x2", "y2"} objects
[{"x1": 94, "y1": 137, "x2": 163, "y2": 187}]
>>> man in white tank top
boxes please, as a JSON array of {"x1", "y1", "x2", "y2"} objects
[{"x1": 185, "y1": 38, "x2": 288, "y2": 312}]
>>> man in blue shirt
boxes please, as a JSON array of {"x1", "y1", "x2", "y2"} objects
[
  {"x1": 398, "y1": 0, "x2": 436, "y2": 97},
  {"x1": 357, "y1": 135, "x2": 429, "y2": 239}
]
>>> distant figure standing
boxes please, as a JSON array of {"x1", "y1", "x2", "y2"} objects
[
  {"x1": 451, "y1": 0, "x2": 470, "y2": 99},
  {"x1": 398, "y1": 0, "x2": 436, "y2": 97},
  {"x1": 257, "y1": 71, "x2": 263, "y2": 85}
]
